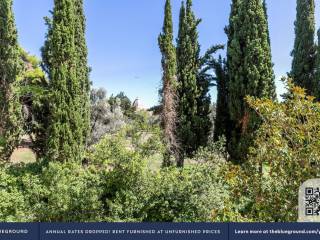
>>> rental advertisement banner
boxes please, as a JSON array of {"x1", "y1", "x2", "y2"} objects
[{"x1": 3, "y1": 223, "x2": 320, "y2": 240}]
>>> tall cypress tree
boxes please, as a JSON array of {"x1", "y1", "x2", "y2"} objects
[
  {"x1": 291, "y1": 0, "x2": 316, "y2": 95},
  {"x1": 176, "y1": 0, "x2": 200, "y2": 167},
  {"x1": 227, "y1": 0, "x2": 276, "y2": 162},
  {"x1": 74, "y1": 0, "x2": 90, "y2": 149},
  {"x1": 195, "y1": 39, "x2": 213, "y2": 152},
  {"x1": 263, "y1": 0, "x2": 271, "y2": 46},
  {"x1": 0, "y1": 0, "x2": 23, "y2": 160},
  {"x1": 45, "y1": 0, "x2": 87, "y2": 162},
  {"x1": 315, "y1": 29, "x2": 320, "y2": 98},
  {"x1": 158, "y1": 0, "x2": 179, "y2": 167},
  {"x1": 263, "y1": 0, "x2": 277, "y2": 99},
  {"x1": 213, "y1": 56, "x2": 230, "y2": 142}
]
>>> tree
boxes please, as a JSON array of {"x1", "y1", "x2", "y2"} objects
[
  {"x1": 89, "y1": 88, "x2": 125, "y2": 146},
  {"x1": 227, "y1": 0, "x2": 276, "y2": 163},
  {"x1": 0, "y1": 0, "x2": 23, "y2": 160},
  {"x1": 315, "y1": 29, "x2": 320, "y2": 99},
  {"x1": 176, "y1": 0, "x2": 210, "y2": 166},
  {"x1": 158, "y1": 0, "x2": 179, "y2": 167},
  {"x1": 263, "y1": 0, "x2": 277, "y2": 99},
  {"x1": 195, "y1": 50, "x2": 214, "y2": 153},
  {"x1": 74, "y1": 0, "x2": 91, "y2": 148},
  {"x1": 45, "y1": 0, "x2": 89, "y2": 162},
  {"x1": 243, "y1": 81, "x2": 320, "y2": 221},
  {"x1": 291, "y1": 0, "x2": 316, "y2": 96},
  {"x1": 108, "y1": 92, "x2": 135, "y2": 117},
  {"x1": 196, "y1": 45, "x2": 227, "y2": 143},
  {"x1": 213, "y1": 56, "x2": 230, "y2": 142},
  {"x1": 263, "y1": 0, "x2": 271, "y2": 46},
  {"x1": 19, "y1": 49, "x2": 49, "y2": 157}
]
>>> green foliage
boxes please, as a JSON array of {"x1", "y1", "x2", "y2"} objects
[
  {"x1": 213, "y1": 57, "x2": 230, "y2": 142},
  {"x1": 315, "y1": 29, "x2": 320, "y2": 99},
  {"x1": 227, "y1": 0, "x2": 275, "y2": 163},
  {"x1": 86, "y1": 114, "x2": 230, "y2": 222},
  {"x1": 108, "y1": 92, "x2": 135, "y2": 118},
  {"x1": 0, "y1": 161, "x2": 103, "y2": 222},
  {"x1": 45, "y1": 0, "x2": 90, "y2": 162},
  {"x1": 19, "y1": 49, "x2": 49, "y2": 156},
  {"x1": 291, "y1": 0, "x2": 316, "y2": 96},
  {"x1": 88, "y1": 111, "x2": 165, "y2": 166},
  {"x1": 144, "y1": 163, "x2": 228, "y2": 222},
  {"x1": 192, "y1": 137, "x2": 228, "y2": 164},
  {"x1": 176, "y1": 0, "x2": 199, "y2": 164},
  {"x1": 0, "y1": 165, "x2": 31, "y2": 221},
  {"x1": 176, "y1": 0, "x2": 212, "y2": 166},
  {"x1": 38, "y1": 162, "x2": 103, "y2": 222},
  {"x1": 158, "y1": 0, "x2": 179, "y2": 167},
  {"x1": 0, "y1": 0, "x2": 23, "y2": 160},
  {"x1": 241, "y1": 81, "x2": 320, "y2": 221},
  {"x1": 74, "y1": 0, "x2": 91, "y2": 149},
  {"x1": 90, "y1": 88, "x2": 126, "y2": 145}
]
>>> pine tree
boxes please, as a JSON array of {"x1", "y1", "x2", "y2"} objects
[
  {"x1": 291, "y1": 0, "x2": 316, "y2": 95},
  {"x1": 227, "y1": 0, "x2": 276, "y2": 162},
  {"x1": 0, "y1": 0, "x2": 23, "y2": 160},
  {"x1": 45, "y1": 0, "x2": 88, "y2": 162},
  {"x1": 176, "y1": 0, "x2": 200, "y2": 167},
  {"x1": 158, "y1": 0, "x2": 179, "y2": 167}
]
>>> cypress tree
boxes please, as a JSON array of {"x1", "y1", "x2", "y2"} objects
[
  {"x1": 74, "y1": 0, "x2": 90, "y2": 149},
  {"x1": 195, "y1": 43, "x2": 213, "y2": 152},
  {"x1": 0, "y1": 0, "x2": 23, "y2": 160},
  {"x1": 213, "y1": 56, "x2": 230, "y2": 142},
  {"x1": 315, "y1": 29, "x2": 320, "y2": 98},
  {"x1": 291, "y1": 0, "x2": 316, "y2": 95},
  {"x1": 227, "y1": 0, "x2": 276, "y2": 162},
  {"x1": 176, "y1": 0, "x2": 200, "y2": 167},
  {"x1": 263, "y1": 0, "x2": 271, "y2": 46},
  {"x1": 158, "y1": 0, "x2": 179, "y2": 167},
  {"x1": 263, "y1": 0, "x2": 277, "y2": 99},
  {"x1": 45, "y1": 0, "x2": 87, "y2": 162}
]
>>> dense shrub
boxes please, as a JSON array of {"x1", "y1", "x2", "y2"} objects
[
  {"x1": 240, "y1": 82, "x2": 320, "y2": 221},
  {"x1": 87, "y1": 114, "x2": 231, "y2": 222},
  {"x1": 0, "y1": 109, "x2": 256, "y2": 223},
  {"x1": 37, "y1": 162, "x2": 104, "y2": 222},
  {"x1": 0, "y1": 165, "x2": 31, "y2": 222},
  {"x1": 144, "y1": 163, "x2": 228, "y2": 222}
]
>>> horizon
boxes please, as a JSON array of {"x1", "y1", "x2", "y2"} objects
[{"x1": 13, "y1": 0, "x2": 320, "y2": 108}]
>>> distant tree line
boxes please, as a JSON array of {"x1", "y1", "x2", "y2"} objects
[{"x1": 0, "y1": 0, "x2": 319, "y2": 167}]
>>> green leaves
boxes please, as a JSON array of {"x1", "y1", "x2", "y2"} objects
[
  {"x1": 45, "y1": 0, "x2": 90, "y2": 162},
  {"x1": 291, "y1": 0, "x2": 316, "y2": 96},
  {"x1": 0, "y1": 0, "x2": 23, "y2": 160},
  {"x1": 227, "y1": 0, "x2": 275, "y2": 162},
  {"x1": 242, "y1": 80, "x2": 320, "y2": 221}
]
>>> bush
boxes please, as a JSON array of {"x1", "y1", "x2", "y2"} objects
[
  {"x1": 0, "y1": 165, "x2": 31, "y2": 221},
  {"x1": 241, "y1": 82, "x2": 320, "y2": 221},
  {"x1": 144, "y1": 163, "x2": 229, "y2": 222},
  {"x1": 38, "y1": 162, "x2": 104, "y2": 222},
  {"x1": 88, "y1": 115, "x2": 230, "y2": 222},
  {"x1": 0, "y1": 109, "x2": 238, "y2": 222}
]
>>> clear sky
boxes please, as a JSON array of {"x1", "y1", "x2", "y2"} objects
[{"x1": 13, "y1": 0, "x2": 320, "y2": 108}]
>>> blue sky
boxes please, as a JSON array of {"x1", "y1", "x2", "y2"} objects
[{"x1": 13, "y1": 0, "x2": 320, "y2": 108}]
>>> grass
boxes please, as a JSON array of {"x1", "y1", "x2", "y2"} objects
[{"x1": 10, "y1": 148, "x2": 36, "y2": 164}]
